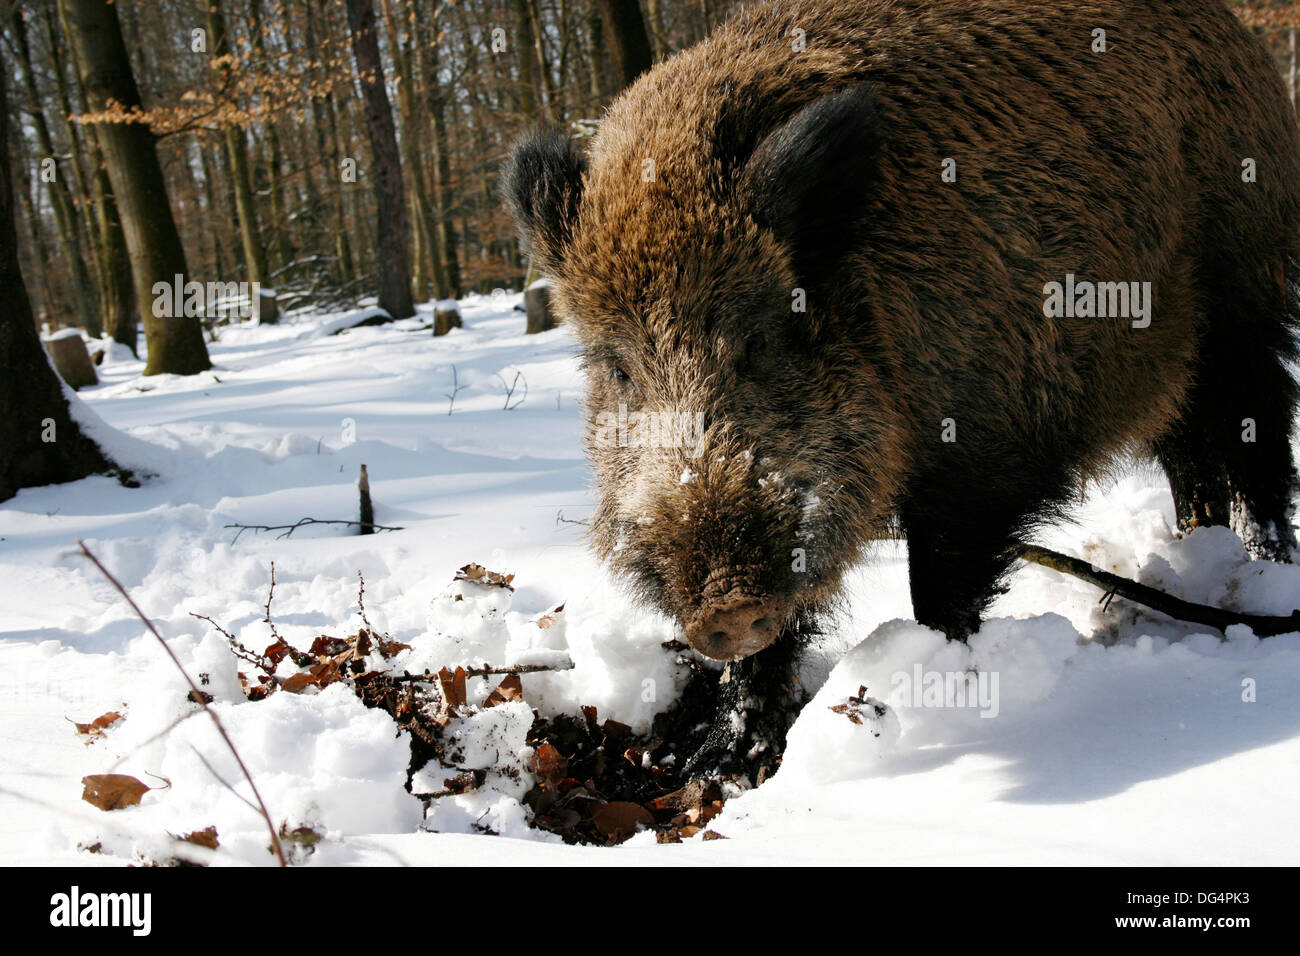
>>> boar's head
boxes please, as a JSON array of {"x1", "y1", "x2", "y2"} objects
[{"x1": 505, "y1": 85, "x2": 901, "y2": 660}]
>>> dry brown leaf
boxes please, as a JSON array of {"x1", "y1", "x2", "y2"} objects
[
  {"x1": 592, "y1": 801, "x2": 654, "y2": 840},
  {"x1": 484, "y1": 673, "x2": 523, "y2": 708},
  {"x1": 72, "y1": 710, "x2": 123, "y2": 744},
  {"x1": 531, "y1": 741, "x2": 568, "y2": 785},
  {"x1": 178, "y1": 826, "x2": 219, "y2": 850},
  {"x1": 437, "y1": 665, "x2": 468, "y2": 709},
  {"x1": 310, "y1": 635, "x2": 349, "y2": 657},
  {"x1": 456, "y1": 563, "x2": 515, "y2": 590},
  {"x1": 81, "y1": 774, "x2": 149, "y2": 811},
  {"x1": 281, "y1": 673, "x2": 317, "y2": 694},
  {"x1": 377, "y1": 636, "x2": 412, "y2": 659},
  {"x1": 536, "y1": 604, "x2": 565, "y2": 628}
]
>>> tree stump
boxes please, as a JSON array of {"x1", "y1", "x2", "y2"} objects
[
  {"x1": 257, "y1": 288, "x2": 280, "y2": 324},
  {"x1": 43, "y1": 330, "x2": 98, "y2": 389},
  {"x1": 433, "y1": 300, "x2": 462, "y2": 336},
  {"x1": 525, "y1": 280, "x2": 556, "y2": 334}
]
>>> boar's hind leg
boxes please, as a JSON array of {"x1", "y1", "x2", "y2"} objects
[
  {"x1": 1153, "y1": 403, "x2": 1232, "y2": 534},
  {"x1": 1159, "y1": 252, "x2": 1300, "y2": 561}
]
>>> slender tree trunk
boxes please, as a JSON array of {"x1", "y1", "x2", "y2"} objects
[
  {"x1": 12, "y1": 126, "x2": 51, "y2": 325},
  {"x1": 207, "y1": 0, "x2": 268, "y2": 289},
  {"x1": 248, "y1": 0, "x2": 293, "y2": 274},
  {"x1": 61, "y1": 0, "x2": 209, "y2": 375},
  {"x1": 645, "y1": 0, "x2": 668, "y2": 60},
  {"x1": 524, "y1": 0, "x2": 556, "y2": 121},
  {"x1": 343, "y1": 0, "x2": 414, "y2": 318},
  {"x1": 512, "y1": 0, "x2": 540, "y2": 120},
  {"x1": 416, "y1": 10, "x2": 462, "y2": 295},
  {"x1": 12, "y1": 10, "x2": 101, "y2": 336},
  {"x1": 87, "y1": 128, "x2": 136, "y2": 352},
  {"x1": 379, "y1": 0, "x2": 442, "y2": 302},
  {"x1": 42, "y1": 2, "x2": 104, "y2": 299},
  {"x1": 0, "y1": 35, "x2": 120, "y2": 502},
  {"x1": 425, "y1": 33, "x2": 462, "y2": 298},
  {"x1": 586, "y1": 8, "x2": 608, "y2": 101},
  {"x1": 56, "y1": 0, "x2": 133, "y2": 349},
  {"x1": 596, "y1": 0, "x2": 653, "y2": 89}
]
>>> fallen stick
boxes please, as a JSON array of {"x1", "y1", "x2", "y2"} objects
[
  {"x1": 1015, "y1": 543, "x2": 1300, "y2": 637},
  {"x1": 358, "y1": 464, "x2": 374, "y2": 535},
  {"x1": 390, "y1": 660, "x2": 576, "y2": 682},
  {"x1": 224, "y1": 517, "x2": 403, "y2": 543}
]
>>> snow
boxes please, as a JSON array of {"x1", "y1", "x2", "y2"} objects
[{"x1": 4, "y1": 294, "x2": 1300, "y2": 865}]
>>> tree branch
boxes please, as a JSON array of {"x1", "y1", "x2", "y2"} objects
[{"x1": 1015, "y1": 544, "x2": 1300, "y2": 637}]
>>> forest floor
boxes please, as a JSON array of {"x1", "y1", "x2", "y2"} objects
[{"x1": 3, "y1": 294, "x2": 1299, "y2": 865}]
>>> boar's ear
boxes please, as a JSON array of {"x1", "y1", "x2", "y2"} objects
[
  {"x1": 741, "y1": 84, "x2": 883, "y2": 284},
  {"x1": 502, "y1": 128, "x2": 587, "y2": 276}
]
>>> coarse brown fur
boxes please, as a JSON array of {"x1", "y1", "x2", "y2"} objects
[{"x1": 506, "y1": 0, "x2": 1300, "y2": 659}]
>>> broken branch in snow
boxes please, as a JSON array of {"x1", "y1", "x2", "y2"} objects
[
  {"x1": 77, "y1": 541, "x2": 288, "y2": 866},
  {"x1": 223, "y1": 517, "x2": 403, "y2": 543},
  {"x1": 444, "y1": 364, "x2": 467, "y2": 415},
  {"x1": 390, "y1": 659, "x2": 576, "y2": 682},
  {"x1": 497, "y1": 369, "x2": 527, "y2": 410},
  {"x1": 191, "y1": 612, "x2": 269, "y2": 674},
  {"x1": 1015, "y1": 543, "x2": 1300, "y2": 637},
  {"x1": 263, "y1": 561, "x2": 283, "y2": 645},
  {"x1": 358, "y1": 465, "x2": 374, "y2": 535}
]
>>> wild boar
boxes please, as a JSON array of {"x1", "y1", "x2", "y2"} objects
[{"x1": 505, "y1": 0, "x2": 1300, "y2": 667}]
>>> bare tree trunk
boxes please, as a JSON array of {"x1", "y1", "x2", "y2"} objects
[
  {"x1": 645, "y1": 0, "x2": 668, "y2": 61},
  {"x1": 0, "y1": 34, "x2": 120, "y2": 502},
  {"x1": 61, "y1": 0, "x2": 210, "y2": 375},
  {"x1": 1291, "y1": 28, "x2": 1297, "y2": 109},
  {"x1": 87, "y1": 128, "x2": 136, "y2": 352},
  {"x1": 423, "y1": 26, "x2": 462, "y2": 298},
  {"x1": 248, "y1": 0, "x2": 294, "y2": 274},
  {"x1": 379, "y1": 0, "x2": 443, "y2": 302},
  {"x1": 12, "y1": 10, "x2": 101, "y2": 336},
  {"x1": 208, "y1": 0, "x2": 268, "y2": 288},
  {"x1": 343, "y1": 0, "x2": 414, "y2": 318},
  {"x1": 596, "y1": 0, "x2": 653, "y2": 89}
]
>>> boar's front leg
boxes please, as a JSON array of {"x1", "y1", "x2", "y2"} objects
[
  {"x1": 681, "y1": 628, "x2": 808, "y2": 783},
  {"x1": 900, "y1": 477, "x2": 1060, "y2": 640}
]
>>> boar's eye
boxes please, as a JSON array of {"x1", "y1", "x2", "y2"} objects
[{"x1": 611, "y1": 366, "x2": 631, "y2": 384}]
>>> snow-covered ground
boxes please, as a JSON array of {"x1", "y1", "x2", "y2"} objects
[{"x1": 3, "y1": 294, "x2": 1299, "y2": 866}]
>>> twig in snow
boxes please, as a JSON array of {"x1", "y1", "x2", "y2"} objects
[
  {"x1": 390, "y1": 659, "x2": 575, "y2": 682},
  {"x1": 445, "y1": 364, "x2": 467, "y2": 415},
  {"x1": 497, "y1": 369, "x2": 527, "y2": 410},
  {"x1": 356, "y1": 570, "x2": 378, "y2": 633},
  {"x1": 191, "y1": 612, "x2": 269, "y2": 674},
  {"x1": 555, "y1": 509, "x2": 590, "y2": 527},
  {"x1": 263, "y1": 561, "x2": 283, "y2": 644},
  {"x1": 1015, "y1": 543, "x2": 1300, "y2": 637},
  {"x1": 77, "y1": 541, "x2": 287, "y2": 866},
  {"x1": 223, "y1": 517, "x2": 404, "y2": 543}
]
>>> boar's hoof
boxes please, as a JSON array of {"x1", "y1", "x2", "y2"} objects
[{"x1": 684, "y1": 592, "x2": 782, "y2": 660}]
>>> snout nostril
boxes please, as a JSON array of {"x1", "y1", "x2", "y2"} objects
[
  {"x1": 751, "y1": 617, "x2": 771, "y2": 632},
  {"x1": 708, "y1": 631, "x2": 728, "y2": 644}
]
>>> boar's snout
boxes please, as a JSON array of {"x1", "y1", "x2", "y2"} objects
[{"x1": 683, "y1": 590, "x2": 783, "y2": 661}]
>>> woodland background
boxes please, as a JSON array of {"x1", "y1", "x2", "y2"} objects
[{"x1": 2, "y1": 0, "x2": 1300, "y2": 365}]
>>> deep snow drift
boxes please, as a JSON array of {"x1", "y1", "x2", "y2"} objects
[{"x1": 3, "y1": 295, "x2": 1299, "y2": 866}]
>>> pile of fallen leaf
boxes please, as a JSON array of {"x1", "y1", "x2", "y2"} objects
[{"x1": 72, "y1": 563, "x2": 748, "y2": 854}]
